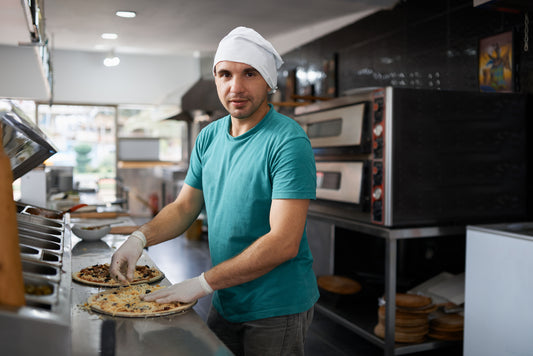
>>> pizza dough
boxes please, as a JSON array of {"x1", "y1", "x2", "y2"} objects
[
  {"x1": 72, "y1": 263, "x2": 164, "y2": 287},
  {"x1": 87, "y1": 283, "x2": 196, "y2": 317}
]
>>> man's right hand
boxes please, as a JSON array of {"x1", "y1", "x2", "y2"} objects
[{"x1": 110, "y1": 234, "x2": 145, "y2": 284}]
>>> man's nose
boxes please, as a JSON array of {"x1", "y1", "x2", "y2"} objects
[{"x1": 230, "y1": 76, "x2": 245, "y2": 92}]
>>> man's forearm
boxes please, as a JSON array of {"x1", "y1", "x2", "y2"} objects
[
  {"x1": 138, "y1": 185, "x2": 204, "y2": 246},
  {"x1": 204, "y1": 231, "x2": 299, "y2": 291}
]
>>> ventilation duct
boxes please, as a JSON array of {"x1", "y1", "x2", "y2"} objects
[{"x1": 181, "y1": 56, "x2": 226, "y2": 114}]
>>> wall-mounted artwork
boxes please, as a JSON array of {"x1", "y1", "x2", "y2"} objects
[{"x1": 479, "y1": 31, "x2": 513, "y2": 92}]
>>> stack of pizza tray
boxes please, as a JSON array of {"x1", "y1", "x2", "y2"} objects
[
  {"x1": 428, "y1": 313, "x2": 464, "y2": 341},
  {"x1": 373, "y1": 293, "x2": 437, "y2": 344}
]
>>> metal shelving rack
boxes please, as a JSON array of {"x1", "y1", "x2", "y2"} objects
[{"x1": 307, "y1": 210, "x2": 464, "y2": 356}]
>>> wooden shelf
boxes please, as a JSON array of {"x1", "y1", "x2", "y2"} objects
[{"x1": 118, "y1": 161, "x2": 176, "y2": 169}]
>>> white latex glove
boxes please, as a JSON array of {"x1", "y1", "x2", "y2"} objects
[
  {"x1": 142, "y1": 272, "x2": 213, "y2": 304},
  {"x1": 110, "y1": 232, "x2": 145, "y2": 284}
]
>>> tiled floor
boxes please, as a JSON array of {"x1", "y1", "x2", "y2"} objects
[{"x1": 146, "y1": 233, "x2": 463, "y2": 356}]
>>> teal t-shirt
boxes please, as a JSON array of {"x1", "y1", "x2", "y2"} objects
[{"x1": 185, "y1": 105, "x2": 319, "y2": 322}]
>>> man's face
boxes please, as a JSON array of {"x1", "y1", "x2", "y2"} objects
[{"x1": 214, "y1": 61, "x2": 270, "y2": 120}]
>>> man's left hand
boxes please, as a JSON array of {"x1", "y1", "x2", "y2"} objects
[{"x1": 141, "y1": 272, "x2": 213, "y2": 303}]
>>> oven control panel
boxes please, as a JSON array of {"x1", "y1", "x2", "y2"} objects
[{"x1": 371, "y1": 89, "x2": 385, "y2": 224}]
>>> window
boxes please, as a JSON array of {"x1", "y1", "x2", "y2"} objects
[
  {"x1": 118, "y1": 105, "x2": 187, "y2": 162},
  {"x1": 37, "y1": 104, "x2": 117, "y2": 198}
]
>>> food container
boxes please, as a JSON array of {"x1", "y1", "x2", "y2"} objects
[{"x1": 72, "y1": 224, "x2": 111, "y2": 241}]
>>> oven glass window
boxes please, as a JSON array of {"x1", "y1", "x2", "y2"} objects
[
  {"x1": 316, "y1": 171, "x2": 341, "y2": 190},
  {"x1": 307, "y1": 118, "x2": 342, "y2": 138}
]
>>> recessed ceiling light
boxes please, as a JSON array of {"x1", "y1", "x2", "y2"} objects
[
  {"x1": 101, "y1": 33, "x2": 118, "y2": 40},
  {"x1": 103, "y1": 56, "x2": 120, "y2": 67},
  {"x1": 116, "y1": 10, "x2": 136, "y2": 18},
  {"x1": 103, "y1": 51, "x2": 120, "y2": 67}
]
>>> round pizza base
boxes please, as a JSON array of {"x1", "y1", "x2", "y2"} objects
[
  {"x1": 87, "y1": 284, "x2": 197, "y2": 318},
  {"x1": 72, "y1": 265, "x2": 164, "y2": 287},
  {"x1": 395, "y1": 293, "x2": 432, "y2": 308},
  {"x1": 396, "y1": 303, "x2": 438, "y2": 314},
  {"x1": 373, "y1": 322, "x2": 426, "y2": 344},
  {"x1": 88, "y1": 295, "x2": 197, "y2": 318},
  {"x1": 430, "y1": 314, "x2": 464, "y2": 332}
]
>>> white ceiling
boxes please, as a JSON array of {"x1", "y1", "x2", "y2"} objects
[
  {"x1": 1, "y1": 0, "x2": 397, "y2": 56},
  {"x1": 0, "y1": 0, "x2": 398, "y2": 105}
]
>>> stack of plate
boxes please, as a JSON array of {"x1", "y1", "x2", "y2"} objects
[
  {"x1": 428, "y1": 313, "x2": 464, "y2": 341},
  {"x1": 374, "y1": 293, "x2": 437, "y2": 343}
]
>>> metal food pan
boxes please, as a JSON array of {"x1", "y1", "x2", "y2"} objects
[
  {"x1": 16, "y1": 202, "x2": 26, "y2": 213},
  {"x1": 19, "y1": 245, "x2": 41, "y2": 259},
  {"x1": 19, "y1": 204, "x2": 64, "y2": 221},
  {"x1": 23, "y1": 275, "x2": 58, "y2": 308},
  {"x1": 17, "y1": 220, "x2": 63, "y2": 236},
  {"x1": 19, "y1": 235, "x2": 62, "y2": 253},
  {"x1": 20, "y1": 243, "x2": 62, "y2": 267},
  {"x1": 18, "y1": 228, "x2": 62, "y2": 244},
  {"x1": 21, "y1": 260, "x2": 61, "y2": 283},
  {"x1": 17, "y1": 213, "x2": 64, "y2": 230},
  {"x1": 41, "y1": 251, "x2": 61, "y2": 265}
]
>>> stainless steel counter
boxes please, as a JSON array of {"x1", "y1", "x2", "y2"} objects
[{"x1": 71, "y1": 229, "x2": 232, "y2": 356}]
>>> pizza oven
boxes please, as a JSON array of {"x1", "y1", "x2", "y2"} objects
[{"x1": 0, "y1": 100, "x2": 72, "y2": 355}]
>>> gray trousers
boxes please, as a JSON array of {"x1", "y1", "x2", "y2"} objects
[{"x1": 207, "y1": 305, "x2": 315, "y2": 356}]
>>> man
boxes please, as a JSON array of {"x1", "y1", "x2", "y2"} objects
[{"x1": 110, "y1": 26, "x2": 318, "y2": 356}]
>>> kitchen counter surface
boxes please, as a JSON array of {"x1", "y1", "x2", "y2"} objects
[{"x1": 70, "y1": 224, "x2": 232, "y2": 356}]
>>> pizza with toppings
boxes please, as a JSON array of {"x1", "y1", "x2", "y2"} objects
[
  {"x1": 72, "y1": 263, "x2": 164, "y2": 287},
  {"x1": 87, "y1": 283, "x2": 196, "y2": 317}
]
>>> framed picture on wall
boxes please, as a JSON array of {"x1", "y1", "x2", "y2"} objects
[{"x1": 479, "y1": 31, "x2": 514, "y2": 92}]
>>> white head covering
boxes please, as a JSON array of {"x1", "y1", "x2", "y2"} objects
[{"x1": 213, "y1": 26, "x2": 284, "y2": 91}]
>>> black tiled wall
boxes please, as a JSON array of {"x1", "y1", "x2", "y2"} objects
[{"x1": 277, "y1": 0, "x2": 532, "y2": 103}]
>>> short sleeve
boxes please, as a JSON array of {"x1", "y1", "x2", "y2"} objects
[
  {"x1": 271, "y1": 137, "x2": 316, "y2": 200},
  {"x1": 184, "y1": 133, "x2": 204, "y2": 191}
]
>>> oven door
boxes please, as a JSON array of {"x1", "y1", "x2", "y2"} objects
[
  {"x1": 316, "y1": 161, "x2": 365, "y2": 205},
  {"x1": 297, "y1": 102, "x2": 369, "y2": 150}
]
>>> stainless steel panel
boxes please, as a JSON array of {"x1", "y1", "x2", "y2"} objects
[
  {"x1": 383, "y1": 86, "x2": 393, "y2": 227},
  {"x1": 71, "y1": 233, "x2": 233, "y2": 356}
]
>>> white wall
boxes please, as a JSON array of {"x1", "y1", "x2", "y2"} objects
[
  {"x1": 0, "y1": 45, "x2": 200, "y2": 106},
  {"x1": 0, "y1": 45, "x2": 50, "y2": 100},
  {"x1": 52, "y1": 50, "x2": 200, "y2": 105}
]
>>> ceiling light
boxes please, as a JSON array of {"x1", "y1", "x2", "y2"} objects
[
  {"x1": 103, "y1": 50, "x2": 120, "y2": 67},
  {"x1": 116, "y1": 10, "x2": 136, "y2": 18},
  {"x1": 101, "y1": 33, "x2": 118, "y2": 40}
]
